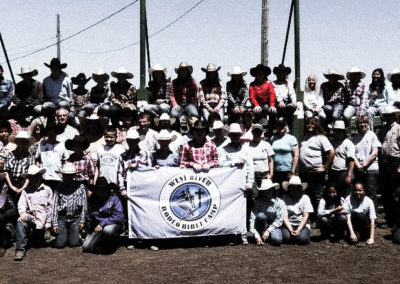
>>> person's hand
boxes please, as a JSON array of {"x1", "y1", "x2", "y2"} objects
[
  {"x1": 335, "y1": 205, "x2": 343, "y2": 211},
  {"x1": 266, "y1": 173, "x2": 273, "y2": 180},
  {"x1": 291, "y1": 229, "x2": 300, "y2": 237},
  {"x1": 356, "y1": 164, "x2": 364, "y2": 172},
  {"x1": 234, "y1": 106, "x2": 240, "y2": 113},
  {"x1": 239, "y1": 106, "x2": 246, "y2": 113},
  {"x1": 366, "y1": 238, "x2": 374, "y2": 245},
  {"x1": 10, "y1": 185, "x2": 19, "y2": 193},
  {"x1": 87, "y1": 190, "x2": 93, "y2": 198},
  {"x1": 314, "y1": 108, "x2": 320, "y2": 113},
  {"x1": 256, "y1": 238, "x2": 264, "y2": 246},
  {"x1": 202, "y1": 163, "x2": 211, "y2": 171},
  {"x1": 193, "y1": 163, "x2": 202, "y2": 171},
  {"x1": 345, "y1": 175, "x2": 352, "y2": 184},
  {"x1": 278, "y1": 101, "x2": 285, "y2": 108},
  {"x1": 314, "y1": 167, "x2": 326, "y2": 173},
  {"x1": 129, "y1": 162, "x2": 137, "y2": 170},
  {"x1": 120, "y1": 190, "x2": 128, "y2": 199},
  {"x1": 79, "y1": 223, "x2": 85, "y2": 231},
  {"x1": 397, "y1": 167, "x2": 400, "y2": 174},
  {"x1": 155, "y1": 99, "x2": 164, "y2": 105},
  {"x1": 95, "y1": 225, "x2": 103, "y2": 232},
  {"x1": 287, "y1": 172, "x2": 294, "y2": 179},
  {"x1": 253, "y1": 106, "x2": 262, "y2": 113},
  {"x1": 18, "y1": 213, "x2": 29, "y2": 222},
  {"x1": 350, "y1": 233, "x2": 358, "y2": 243},
  {"x1": 269, "y1": 107, "x2": 277, "y2": 113},
  {"x1": 235, "y1": 159, "x2": 245, "y2": 166},
  {"x1": 53, "y1": 226, "x2": 59, "y2": 234},
  {"x1": 214, "y1": 106, "x2": 221, "y2": 113},
  {"x1": 262, "y1": 231, "x2": 270, "y2": 241},
  {"x1": 172, "y1": 105, "x2": 181, "y2": 111}
]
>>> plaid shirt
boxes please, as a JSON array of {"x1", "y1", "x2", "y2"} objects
[
  {"x1": 117, "y1": 149, "x2": 152, "y2": 192},
  {"x1": 0, "y1": 78, "x2": 14, "y2": 108},
  {"x1": 198, "y1": 79, "x2": 227, "y2": 109},
  {"x1": 67, "y1": 154, "x2": 95, "y2": 182},
  {"x1": 380, "y1": 122, "x2": 400, "y2": 158},
  {"x1": 345, "y1": 81, "x2": 369, "y2": 112},
  {"x1": 147, "y1": 81, "x2": 170, "y2": 104},
  {"x1": 5, "y1": 150, "x2": 35, "y2": 183},
  {"x1": 169, "y1": 78, "x2": 198, "y2": 107},
  {"x1": 180, "y1": 140, "x2": 218, "y2": 168},
  {"x1": 320, "y1": 81, "x2": 345, "y2": 105}
]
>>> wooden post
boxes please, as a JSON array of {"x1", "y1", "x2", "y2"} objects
[
  {"x1": 0, "y1": 33, "x2": 16, "y2": 85},
  {"x1": 57, "y1": 14, "x2": 61, "y2": 60},
  {"x1": 261, "y1": 0, "x2": 269, "y2": 65}
]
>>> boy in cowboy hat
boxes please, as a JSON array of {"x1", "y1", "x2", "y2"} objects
[
  {"x1": 0, "y1": 64, "x2": 14, "y2": 120},
  {"x1": 52, "y1": 163, "x2": 87, "y2": 248},
  {"x1": 70, "y1": 73, "x2": 91, "y2": 118},
  {"x1": 250, "y1": 179, "x2": 285, "y2": 246},
  {"x1": 152, "y1": 130, "x2": 179, "y2": 167},
  {"x1": 87, "y1": 69, "x2": 110, "y2": 117},
  {"x1": 14, "y1": 165, "x2": 52, "y2": 261},
  {"x1": 42, "y1": 58, "x2": 72, "y2": 112}
]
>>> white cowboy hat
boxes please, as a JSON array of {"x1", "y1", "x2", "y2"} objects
[
  {"x1": 61, "y1": 163, "x2": 77, "y2": 174},
  {"x1": 92, "y1": 69, "x2": 110, "y2": 82},
  {"x1": 175, "y1": 62, "x2": 193, "y2": 74},
  {"x1": 257, "y1": 179, "x2": 280, "y2": 191},
  {"x1": 346, "y1": 66, "x2": 366, "y2": 80},
  {"x1": 212, "y1": 120, "x2": 224, "y2": 130},
  {"x1": 323, "y1": 69, "x2": 344, "y2": 80},
  {"x1": 229, "y1": 123, "x2": 243, "y2": 134},
  {"x1": 17, "y1": 65, "x2": 38, "y2": 77},
  {"x1": 149, "y1": 63, "x2": 167, "y2": 75},
  {"x1": 227, "y1": 66, "x2": 247, "y2": 77},
  {"x1": 111, "y1": 66, "x2": 133, "y2": 79},
  {"x1": 332, "y1": 120, "x2": 346, "y2": 130},
  {"x1": 9, "y1": 130, "x2": 36, "y2": 146},
  {"x1": 387, "y1": 69, "x2": 400, "y2": 82},
  {"x1": 126, "y1": 129, "x2": 140, "y2": 140},
  {"x1": 201, "y1": 63, "x2": 221, "y2": 73},
  {"x1": 282, "y1": 176, "x2": 308, "y2": 191},
  {"x1": 157, "y1": 129, "x2": 173, "y2": 141},
  {"x1": 382, "y1": 105, "x2": 400, "y2": 115},
  {"x1": 21, "y1": 165, "x2": 46, "y2": 178}
]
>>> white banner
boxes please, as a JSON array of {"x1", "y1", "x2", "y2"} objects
[{"x1": 128, "y1": 167, "x2": 247, "y2": 239}]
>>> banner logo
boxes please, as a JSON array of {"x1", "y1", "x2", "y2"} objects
[{"x1": 159, "y1": 173, "x2": 221, "y2": 231}]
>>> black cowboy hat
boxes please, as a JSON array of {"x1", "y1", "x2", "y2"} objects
[
  {"x1": 191, "y1": 120, "x2": 208, "y2": 130},
  {"x1": 71, "y1": 73, "x2": 91, "y2": 85},
  {"x1": 250, "y1": 64, "x2": 271, "y2": 77},
  {"x1": 65, "y1": 135, "x2": 90, "y2": 151},
  {"x1": 44, "y1": 58, "x2": 67, "y2": 69},
  {"x1": 88, "y1": 176, "x2": 118, "y2": 193},
  {"x1": 40, "y1": 121, "x2": 63, "y2": 135},
  {"x1": 273, "y1": 64, "x2": 292, "y2": 75}
]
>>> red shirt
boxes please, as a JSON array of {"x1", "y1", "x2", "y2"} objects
[{"x1": 249, "y1": 80, "x2": 276, "y2": 107}]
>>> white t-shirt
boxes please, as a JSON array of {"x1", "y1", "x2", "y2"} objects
[
  {"x1": 56, "y1": 125, "x2": 80, "y2": 143},
  {"x1": 352, "y1": 131, "x2": 381, "y2": 172},
  {"x1": 138, "y1": 128, "x2": 158, "y2": 153},
  {"x1": 93, "y1": 144, "x2": 125, "y2": 184},
  {"x1": 248, "y1": 140, "x2": 275, "y2": 172},
  {"x1": 300, "y1": 135, "x2": 333, "y2": 171},
  {"x1": 331, "y1": 138, "x2": 356, "y2": 171},
  {"x1": 343, "y1": 195, "x2": 376, "y2": 220},
  {"x1": 283, "y1": 194, "x2": 314, "y2": 228},
  {"x1": 37, "y1": 141, "x2": 68, "y2": 181}
]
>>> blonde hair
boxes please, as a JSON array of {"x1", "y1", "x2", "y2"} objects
[{"x1": 304, "y1": 74, "x2": 319, "y2": 94}]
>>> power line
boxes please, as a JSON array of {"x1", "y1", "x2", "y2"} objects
[
  {"x1": 7, "y1": 36, "x2": 57, "y2": 51},
  {"x1": 1, "y1": 0, "x2": 139, "y2": 64},
  {"x1": 60, "y1": 0, "x2": 206, "y2": 55}
]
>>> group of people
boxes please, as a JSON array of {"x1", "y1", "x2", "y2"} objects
[{"x1": 0, "y1": 59, "x2": 400, "y2": 261}]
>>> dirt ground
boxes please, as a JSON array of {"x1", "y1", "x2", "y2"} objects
[{"x1": 1, "y1": 221, "x2": 400, "y2": 284}]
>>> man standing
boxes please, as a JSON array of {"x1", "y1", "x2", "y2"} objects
[{"x1": 0, "y1": 65, "x2": 14, "y2": 120}]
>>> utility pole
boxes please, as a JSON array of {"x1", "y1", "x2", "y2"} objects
[
  {"x1": 294, "y1": 0, "x2": 300, "y2": 94},
  {"x1": 137, "y1": 0, "x2": 148, "y2": 102},
  {"x1": 57, "y1": 14, "x2": 61, "y2": 60},
  {"x1": 261, "y1": 0, "x2": 269, "y2": 65},
  {"x1": 0, "y1": 33, "x2": 16, "y2": 85}
]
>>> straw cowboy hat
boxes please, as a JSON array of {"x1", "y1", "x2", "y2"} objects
[
  {"x1": 273, "y1": 64, "x2": 292, "y2": 75},
  {"x1": 71, "y1": 73, "x2": 91, "y2": 85},
  {"x1": 282, "y1": 176, "x2": 308, "y2": 191},
  {"x1": 61, "y1": 163, "x2": 77, "y2": 175},
  {"x1": 149, "y1": 63, "x2": 167, "y2": 76},
  {"x1": 387, "y1": 69, "x2": 400, "y2": 82},
  {"x1": 346, "y1": 66, "x2": 366, "y2": 80},
  {"x1": 9, "y1": 130, "x2": 36, "y2": 146},
  {"x1": 212, "y1": 120, "x2": 224, "y2": 130},
  {"x1": 17, "y1": 65, "x2": 38, "y2": 77},
  {"x1": 21, "y1": 165, "x2": 46, "y2": 178},
  {"x1": 157, "y1": 129, "x2": 174, "y2": 141},
  {"x1": 201, "y1": 63, "x2": 221, "y2": 73},
  {"x1": 111, "y1": 66, "x2": 133, "y2": 79},
  {"x1": 227, "y1": 66, "x2": 247, "y2": 77},
  {"x1": 65, "y1": 135, "x2": 90, "y2": 151},
  {"x1": 257, "y1": 179, "x2": 280, "y2": 191},
  {"x1": 323, "y1": 69, "x2": 344, "y2": 80},
  {"x1": 154, "y1": 113, "x2": 176, "y2": 126},
  {"x1": 126, "y1": 129, "x2": 140, "y2": 140},
  {"x1": 229, "y1": 123, "x2": 243, "y2": 134},
  {"x1": 175, "y1": 62, "x2": 193, "y2": 74},
  {"x1": 382, "y1": 105, "x2": 400, "y2": 115},
  {"x1": 250, "y1": 64, "x2": 271, "y2": 77},
  {"x1": 331, "y1": 120, "x2": 346, "y2": 130},
  {"x1": 92, "y1": 69, "x2": 110, "y2": 82},
  {"x1": 44, "y1": 58, "x2": 67, "y2": 69}
]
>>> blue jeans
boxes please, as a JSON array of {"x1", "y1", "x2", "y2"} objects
[
  {"x1": 82, "y1": 224, "x2": 123, "y2": 252},
  {"x1": 170, "y1": 103, "x2": 199, "y2": 118},
  {"x1": 255, "y1": 212, "x2": 283, "y2": 246},
  {"x1": 367, "y1": 106, "x2": 386, "y2": 130},
  {"x1": 54, "y1": 216, "x2": 81, "y2": 248},
  {"x1": 144, "y1": 103, "x2": 170, "y2": 117},
  {"x1": 281, "y1": 226, "x2": 310, "y2": 245},
  {"x1": 323, "y1": 104, "x2": 343, "y2": 123},
  {"x1": 201, "y1": 107, "x2": 224, "y2": 122},
  {"x1": 16, "y1": 219, "x2": 44, "y2": 251}
]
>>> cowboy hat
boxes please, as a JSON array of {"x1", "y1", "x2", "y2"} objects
[
  {"x1": 257, "y1": 179, "x2": 280, "y2": 191},
  {"x1": 111, "y1": 66, "x2": 133, "y2": 79},
  {"x1": 250, "y1": 64, "x2": 271, "y2": 77},
  {"x1": 273, "y1": 64, "x2": 292, "y2": 75},
  {"x1": 149, "y1": 63, "x2": 167, "y2": 75},
  {"x1": 191, "y1": 120, "x2": 208, "y2": 130},
  {"x1": 331, "y1": 120, "x2": 346, "y2": 130},
  {"x1": 201, "y1": 63, "x2": 221, "y2": 73},
  {"x1": 323, "y1": 69, "x2": 344, "y2": 80},
  {"x1": 61, "y1": 163, "x2": 77, "y2": 175},
  {"x1": 44, "y1": 58, "x2": 67, "y2": 69},
  {"x1": 126, "y1": 129, "x2": 140, "y2": 140},
  {"x1": 17, "y1": 65, "x2": 38, "y2": 77},
  {"x1": 276, "y1": 117, "x2": 288, "y2": 127},
  {"x1": 154, "y1": 113, "x2": 176, "y2": 126},
  {"x1": 229, "y1": 123, "x2": 242, "y2": 134},
  {"x1": 381, "y1": 105, "x2": 400, "y2": 115},
  {"x1": 227, "y1": 66, "x2": 247, "y2": 77},
  {"x1": 346, "y1": 66, "x2": 366, "y2": 80},
  {"x1": 387, "y1": 69, "x2": 400, "y2": 82},
  {"x1": 71, "y1": 73, "x2": 91, "y2": 85},
  {"x1": 65, "y1": 135, "x2": 90, "y2": 151},
  {"x1": 252, "y1": 123, "x2": 264, "y2": 132},
  {"x1": 90, "y1": 176, "x2": 117, "y2": 192},
  {"x1": 9, "y1": 130, "x2": 36, "y2": 146},
  {"x1": 175, "y1": 62, "x2": 193, "y2": 74},
  {"x1": 79, "y1": 114, "x2": 108, "y2": 134},
  {"x1": 21, "y1": 165, "x2": 46, "y2": 178},
  {"x1": 282, "y1": 176, "x2": 308, "y2": 191},
  {"x1": 40, "y1": 121, "x2": 63, "y2": 136},
  {"x1": 92, "y1": 69, "x2": 110, "y2": 82},
  {"x1": 212, "y1": 120, "x2": 224, "y2": 130},
  {"x1": 157, "y1": 129, "x2": 174, "y2": 141}
]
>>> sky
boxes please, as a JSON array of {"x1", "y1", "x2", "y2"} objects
[{"x1": 1, "y1": 0, "x2": 400, "y2": 90}]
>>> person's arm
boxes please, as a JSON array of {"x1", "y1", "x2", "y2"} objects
[
  {"x1": 51, "y1": 190, "x2": 59, "y2": 229},
  {"x1": 345, "y1": 160, "x2": 355, "y2": 184},
  {"x1": 45, "y1": 188, "x2": 53, "y2": 230},
  {"x1": 367, "y1": 219, "x2": 375, "y2": 245},
  {"x1": 268, "y1": 83, "x2": 277, "y2": 108},
  {"x1": 117, "y1": 156, "x2": 127, "y2": 196},
  {"x1": 363, "y1": 147, "x2": 379, "y2": 170},
  {"x1": 358, "y1": 83, "x2": 369, "y2": 114},
  {"x1": 179, "y1": 144, "x2": 191, "y2": 168},
  {"x1": 245, "y1": 150, "x2": 255, "y2": 190},
  {"x1": 290, "y1": 145, "x2": 299, "y2": 176},
  {"x1": 267, "y1": 201, "x2": 285, "y2": 234},
  {"x1": 80, "y1": 186, "x2": 87, "y2": 229},
  {"x1": 283, "y1": 216, "x2": 294, "y2": 233},
  {"x1": 293, "y1": 212, "x2": 309, "y2": 237},
  {"x1": 267, "y1": 156, "x2": 274, "y2": 179},
  {"x1": 249, "y1": 209, "x2": 261, "y2": 242},
  {"x1": 347, "y1": 214, "x2": 357, "y2": 243},
  {"x1": 319, "y1": 149, "x2": 335, "y2": 172},
  {"x1": 317, "y1": 199, "x2": 329, "y2": 217},
  {"x1": 208, "y1": 143, "x2": 219, "y2": 168},
  {"x1": 248, "y1": 84, "x2": 259, "y2": 107},
  {"x1": 98, "y1": 197, "x2": 125, "y2": 227},
  {"x1": 87, "y1": 156, "x2": 95, "y2": 185},
  {"x1": 216, "y1": 84, "x2": 227, "y2": 111}
]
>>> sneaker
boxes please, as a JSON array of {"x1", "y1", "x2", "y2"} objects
[
  {"x1": 127, "y1": 245, "x2": 135, "y2": 250},
  {"x1": 241, "y1": 234, "x2": 249, "y2": 245},
  {"x1": 150, "y1": 245, "x2": 159, "y2": 251},
  {"x1": 14, "y1": 250, "x2": 25, "y2": 261}
]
